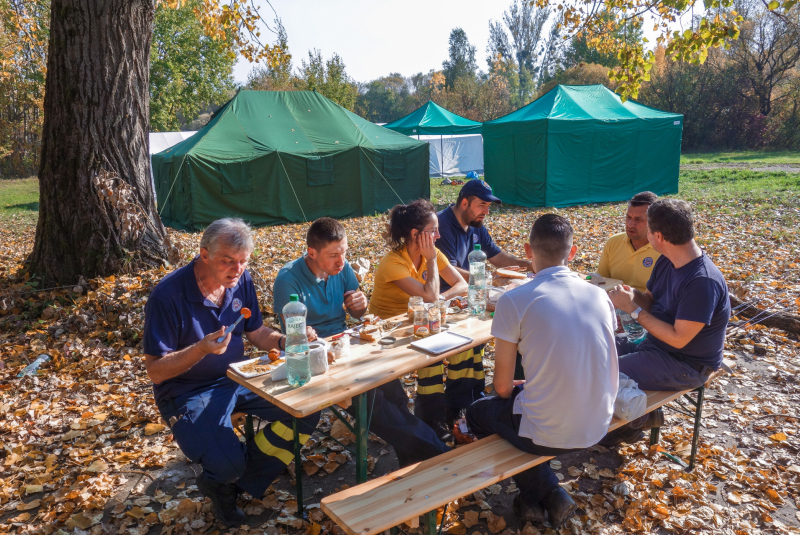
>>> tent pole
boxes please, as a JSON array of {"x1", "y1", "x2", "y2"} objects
[{"x1": 440, "y1": 135, "x2": 444, "y2": 178}]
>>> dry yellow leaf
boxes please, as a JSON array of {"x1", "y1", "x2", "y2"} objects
[
  {"x1": 25, "y1": 485, "x2": 43, "y2": 494},
  {"x1": 86, "y1": 459, "x2": 108, "y2": 473},
  {"x1": 769, "y1": 432, "x2": 787, "y2": 442},
  {"x1": 144, "y1": 423, "x2": 166, "y2": 436},
  {"x1": 765, "y1": 489, "x2": 783, "y2": 504},
  {"x1": 307, "y1": 522, "x2": 321, "y2": 535},
  {"x1": 462, "y1": 510, "x2": 479, "y2": 528},
  {"x1": 17, "y1": 499, "x2": 40, "y2": 511}
]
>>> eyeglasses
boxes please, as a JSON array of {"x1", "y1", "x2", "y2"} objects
[{"x1": 420, "y1": 227, "x2": 438, "y2": 235}]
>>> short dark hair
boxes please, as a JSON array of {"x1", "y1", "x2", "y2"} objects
[
  {"x1": 386, "y1": 199, "x2": 436, "y2": 250},
  {"x1": 307, "y1": 217, "x2": 346, "y2": 250},
  {"x1": 456, "y1": 193, "x2": 477, "y2": 207},
  {"x1": 647, "y1": 199, "x2": 694, "y2": 245},
  {"x1": 630, "y1": 191, "x2": 658, "y2": 207},
  {"x1": 529, "y1": 213, "x2": 574, "y2": 263}
]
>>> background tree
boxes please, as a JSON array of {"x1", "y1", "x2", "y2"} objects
[
  {"x1": 299, "y1": 49, "x2": 358, "y2": 110},
  {"x1": 562, "y1": 15, "x2": 643, "y2": 68},
  {"x1": 29, "y1": 0, "x2": 287, "y2": 284},
  {"x1": 442, "y1": 28, "x2": 478, "y2": 88},
  {"x1": 354, "y1": 74, "x2": 419, "y2": 123},
  {"x1": 247, "y1": 20, "x2": 298, "y2": 91},
  {"x1": 149, "y1": 0, "x2": 237, "y2": 131},
  {"x1": 537, "y1": 63, "x2": 615, "y2": 96}
]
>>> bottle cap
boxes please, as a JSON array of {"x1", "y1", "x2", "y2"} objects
[
  {"x1": 290, "y1": 294, "x2": 299, "y2": 301},
  {"x1": 474, "y1": 244, "x2": 481, "y2": 251}
]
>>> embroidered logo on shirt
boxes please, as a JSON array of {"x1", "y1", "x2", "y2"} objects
[
  {"x1": 232, "y1": 298, "x2": 242, "y2": 312},
  {"x1": 422, "y1": 270, "x2": 428, "y2": 281},
  {"x1": 643, "y1": 257, "x2": 653, "y2": 268}
]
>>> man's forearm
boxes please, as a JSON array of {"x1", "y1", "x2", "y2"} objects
[
  {"x1": 632, "y1": 290, "x2": 654, "y2": 311},
  {"x1": 489, "y1": 251, "x2": 531, "y2": 271},
  {"x1": 146, "y1": 343, "x2": 208, "y2": 384},
  {"x1": 453, "y1": 265, "x2": 470, "y2": 280},
  {"x1": 347, "y1": 304, "x2": 367, "y2": 319},
  {"x1": 246, "y1": 325, "x2": 283, "y2": 351}
]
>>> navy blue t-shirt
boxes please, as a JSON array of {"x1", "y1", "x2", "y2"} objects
[
  {"x1": 143, "y1": 258, "x2": 264, "y2": 405},
  {"x1": 435, "y1": 205, "x2": 502, "y2": 291},
  {"x1": 645, "y1": 253, "x2": 730, "y2": 369}
]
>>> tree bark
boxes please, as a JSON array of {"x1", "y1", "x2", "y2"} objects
[
  {"x1": 29, "y1": 0, "x2": 172, "y2": 284},
  {"x1": 730, "y1": 294, "x2": 800, "y2": 336}
]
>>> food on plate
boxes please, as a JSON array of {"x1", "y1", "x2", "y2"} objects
[
  {"x1": 268, "y1": 348, "x2": 281, "y2": 362},
  {"x1": 362, "y1": 314, "x2": 380, "y2": 325},
  {"x1": 239, "y1": 357, "x2": 283, "y2": 375},
  {"x1": 360, "y1": 325, "x2": 381, "y2": 342}
]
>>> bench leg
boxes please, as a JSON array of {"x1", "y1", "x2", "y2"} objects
[
  {"x1": 422, "y1": 511, "x2": 437, "y2": 535},
  {"x1": 293, "y1": 417, "x2": 304, "y2": 517},
  {"x1": 649, "y1": 426, "x2": 660, "y2": 446},
  {"x1": 353, "y1": 392, "x2": 369, "y2": 483},
  {"x1": 687, "y1": 386, "x2": 704, "y2": 471},
  {"x1": 244, "y1": 414, "x2": 255, "y2": 441}
]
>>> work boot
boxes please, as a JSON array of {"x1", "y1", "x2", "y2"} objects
[
  {"x1": 425, "y1": 420, "x2": 453, "y2": 443},
  {"x1": 196, "y1": 472, "x2": 246, "y2": 527},
  {"x1": 513, "y1": 494, "x2": 545, "y2": 524},
  {"x1": 541, "y1": 486, "x2": 576, "y2": 527},
  {"x1": 599, "y1": 408, "x2": 664, "y2": 448}
]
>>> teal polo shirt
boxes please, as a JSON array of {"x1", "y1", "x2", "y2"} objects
[{"x1": 273, "y1": 255, "x2": 360, "y2": 338}]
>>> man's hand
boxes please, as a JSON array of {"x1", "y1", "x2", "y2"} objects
[
  {"x1": 343, "y1": 290, "x2": 368, "y2": 312},
  {"x1": 199, "y1": 327, "x2": 231, "y2": 355},
  {"x1": 608, "y1": 285, "x2": 637, "y2": 313},
  {"x1": 306, "y1": 326, "x2": 318, "y2": 342}
]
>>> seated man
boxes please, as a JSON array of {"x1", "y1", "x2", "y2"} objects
[
  {"x1": 597, "y1": 191, "x2": 660, "y2": 292},
  {"x1": 603, "y1": 199, "x2": 731, "y2": 445},
  {"x1": 273, "y1": 217, "x2": 450, "y2": 467},
  {"x1": 143, "y1": 218, "x2": 320, "y2": 527},
  {"x1": 434, "y1": 179, "x2": 533, "y2": 429},
  {"x1": 467, "y1": 214, "x2": 618, "y2": 527}
]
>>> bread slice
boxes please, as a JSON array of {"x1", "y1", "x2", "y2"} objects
[{"x1": 359, "y1": 325, "x2": 381, "y2": 342}]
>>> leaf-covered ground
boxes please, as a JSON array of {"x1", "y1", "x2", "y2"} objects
[{"x1": 1, "y1": 174, "x2": 799, "y2": 535}]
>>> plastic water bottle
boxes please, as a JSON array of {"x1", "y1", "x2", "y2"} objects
[
  {"x1": 616, "y1": 309, "x2": 647, "y2": 344},
  {"x1": 17, "y1": 354, "x2": 50, "y2": 378},
  {"x1": 283, "y1": 294, "x2": 310, "y2": 387},
  {"x1": 467, "y1": 244, "x2": 487, "y2": 316}
]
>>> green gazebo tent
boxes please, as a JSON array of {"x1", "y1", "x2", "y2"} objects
[
  {"x1": 152, "y1": 90, "x2": 429, "y2": 230},
  {"x1": 384, "y1": 101, "x2": 482, "y2": 176},
  {"x1": 483, "y1": 84, "x2": 682, "y2": 207}
]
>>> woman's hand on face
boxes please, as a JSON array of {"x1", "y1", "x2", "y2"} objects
[{"x1": 417, "y1": 231, "x2": 437, "y2": 262}]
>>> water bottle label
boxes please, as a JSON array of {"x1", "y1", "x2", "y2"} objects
[{"x1": 286, "y1": 317, "x2": 305, "y2": 330}]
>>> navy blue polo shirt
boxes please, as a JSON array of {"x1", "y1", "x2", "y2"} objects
[
  {"x1": 435, "y1": 205, "x2": 502, "y2": 290},
  {"x1": 143, "y1": 257, "x2": 264, "y2": 404},
  {"x1": 273, "y1": 256, "x2": 360, "y2": 338},
  {"x1": 645, "y1": 253, "x2": 730, "y2": 369}
]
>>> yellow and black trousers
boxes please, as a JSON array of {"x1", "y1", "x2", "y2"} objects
[{"x1": 415, "y1": 344, "x2": 486, "y2": 424}]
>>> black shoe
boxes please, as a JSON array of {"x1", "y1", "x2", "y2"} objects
[
  {"x1": 513, "y1": 494, "x2": 545, "y2": 524},
  {"x1": 541, "y1": 486, "x2": 576, "y2": 527},
  {"x1": 196, "y1": 472, "x2": 246, "y2": 527},
  {"x1": 425, "y1": 420, "x2": 453, "y2": 442}
]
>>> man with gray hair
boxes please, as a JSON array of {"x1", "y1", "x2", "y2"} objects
[{"x1": 143, "y1": 218, "x2": 320, "y2": 527}]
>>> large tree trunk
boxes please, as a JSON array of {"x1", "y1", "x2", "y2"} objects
[{"x1": 29, "y1": 0, "x2": 172, "y2": 284}]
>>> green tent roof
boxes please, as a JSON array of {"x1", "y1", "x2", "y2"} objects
[
  {"x1": 383, "y1": 100, "x2": 482, "y2": 135},
  {"x1": 488, "y1": 84, "x2": 681, "y2": 126},
  {"x1": 152, "y1": 90, "x2": 429, "y2": 230}
]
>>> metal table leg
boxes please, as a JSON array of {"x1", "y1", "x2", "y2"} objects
[
  {"x1": 293, "y1": 417, "x2": 304, "y2": 516},
  {"x1": 353, "y1": 392, "x2": 369, "y2": 483}
]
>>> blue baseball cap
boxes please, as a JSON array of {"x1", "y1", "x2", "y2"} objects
[{"x1": 459, "y1": 179, "x2": 502, "y2": 204}]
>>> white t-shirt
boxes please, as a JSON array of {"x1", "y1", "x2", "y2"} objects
[{"x1": 492, "y1": 265, "x2": 619, "y2": 449}]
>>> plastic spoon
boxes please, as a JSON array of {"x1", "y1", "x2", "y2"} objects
[{"x1": 217, "y1": 307, "x2": 251, "y2": 342}]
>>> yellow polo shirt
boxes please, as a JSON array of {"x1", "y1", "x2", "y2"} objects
[
  {"x1": 368, "y1": 246, "x2": 450, "y2": 319},
  {"x1": 597, "y1": 232, "x2": 660, "y2": 293}
]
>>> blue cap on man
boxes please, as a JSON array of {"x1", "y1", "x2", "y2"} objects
[{"x1": 459, "y1": 179, "x2": 502, "y2": 204}]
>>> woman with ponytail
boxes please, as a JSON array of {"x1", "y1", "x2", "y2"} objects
[{"x1": 368, "y1": 199, "x2": 467, "y2": 439}]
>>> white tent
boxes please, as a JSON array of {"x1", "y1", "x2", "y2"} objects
[
  {"x1": 149, "y1": 131, "x2": 197, "y2": 155},
  {"x1": 149, "y1": 132, "x2": 196, "y2": 199},
  {"x1": 418, "y1": 134, "x2": 484, "y2": 177}
]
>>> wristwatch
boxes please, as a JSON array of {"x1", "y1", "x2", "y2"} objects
[{"x1": 630, "y1": 306, "x2": 643, "y2": 320}]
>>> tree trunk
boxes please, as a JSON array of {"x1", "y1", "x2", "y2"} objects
[
  {"x1": 29, "y1": 0, "x2": 173, "y2": 284},
  {"x1": 730, "y1": 295, "x2": 800, "y2": 336}
]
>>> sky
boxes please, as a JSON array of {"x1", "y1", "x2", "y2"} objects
[
  {"x1": 232, "y1": 0, "x2": 512, "y2": 84},
  {"x1": 232, "y1": 0, "x2": 693, "y2": 86}
]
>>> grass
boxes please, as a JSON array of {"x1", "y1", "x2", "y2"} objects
[
  {"x1": 680, "y1": 151, "x2": 800, "y2": 165},
  {"x1": 0, "y1": 177, "x2": 39, "y2": 224}
]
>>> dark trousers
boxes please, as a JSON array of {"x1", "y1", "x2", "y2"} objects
[
  {"x1": 158, "y1": 378, "x2": 320, "y2": 498},
  {"x1": 616, "y1": 335, "x2": 710, "y2": 391},
  {"x1": 466, "y1": 388, "x2": 578, "y2": 504},
  {"x1": 347, "y1": 379, "x2": 450, "y2": 467},
  {"x1": 416, "y1": 345, "x2": 486, "y2": 424}
]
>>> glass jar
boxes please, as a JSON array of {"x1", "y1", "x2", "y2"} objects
[
  {"x1": 408, "y1": 296, "x2": 424, "y2": 321},
  {"x1": 428, "y1": 306, "x2": 441, "y2": 335},
  {"x1": 413, "y1": 308, "x2": 429, "y2": 338},
  {"x1": 434, "y1": 299, "x2": 447, "y2": 325}
]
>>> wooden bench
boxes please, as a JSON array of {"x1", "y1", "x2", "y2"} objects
[{"x1": 321, "y1": 381, "x2": 721, "y2": 535}]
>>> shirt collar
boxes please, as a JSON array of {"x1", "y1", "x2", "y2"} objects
[
  {"x1": 299, "y1": 254, "x2": 326, "y2": 285},
  {"x1": 184, "y1": 256, "x2": 235, "y2": 309},
  {"x1": 446, "y1": 205, "x2": 469, "y2": 235},
  {"x1": 625, "y1": 235, "x2": 653, "y2": 253},
  {"x1": 533, "y1": 265, "x2": 571, "y2": 279},
  {"x1": 399, "y1": 246, "x2": 425, "y2": 276}
]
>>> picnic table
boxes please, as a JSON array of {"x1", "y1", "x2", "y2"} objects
[{"x1": 227, "y1": 309, "x2": 493, "y2": 513}]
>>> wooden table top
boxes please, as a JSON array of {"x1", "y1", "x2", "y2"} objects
[{"x1": 227, "y1": 311, "x2": 494, "y2": 417}]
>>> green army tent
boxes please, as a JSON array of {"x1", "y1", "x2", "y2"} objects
[
  {"x1": 152, "y1": 90, "x2": 429, "y2": 230},
  {"x1": 383, "y1": 100, "x2": 482, "y2": 135},
  {"x1": 483, "y1": 84, "x2": 682, "y2": 207}
]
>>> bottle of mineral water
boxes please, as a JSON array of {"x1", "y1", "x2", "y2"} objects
[
  {"x1": 283, "y1": 294, "x2": 310, "y2": 387},
  {"x1": 467, "y1": 244, "x2": 487, "y2": 316}
]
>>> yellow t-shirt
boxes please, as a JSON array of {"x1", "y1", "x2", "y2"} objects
[
  {"x1": 368, "y1": 246, "x2": 451, "y2": 318},
  {"x1": 597, "y1": 232, "x2": 660, "y2": 293}
]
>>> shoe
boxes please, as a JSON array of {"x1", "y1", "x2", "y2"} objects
[
  {"x1": 513, "y1": 494, "x2": 545, "y2": 524},
  {"x1": 196, "y1": 472, "x2": 246, "y2": 527},
  {"x1": 541, "y1": 486, "x2": 576, "y2": 527},
  {"x1": 425, "y1": 420, "x2": 453, "y2": 442},
  {"x1": 599, "y1": 408, "x2": 664, "y2": 448}
]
